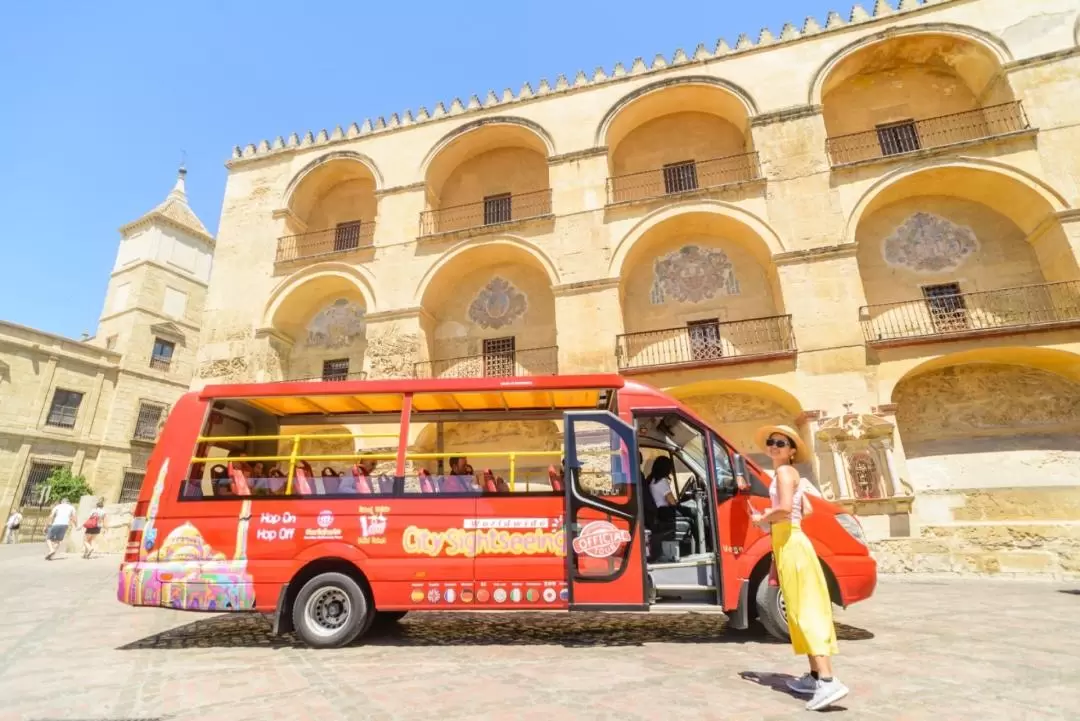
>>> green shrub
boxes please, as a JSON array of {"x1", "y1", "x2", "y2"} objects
[{"x1": 44, "y1": 468, "x2": 95, "y2": 505}]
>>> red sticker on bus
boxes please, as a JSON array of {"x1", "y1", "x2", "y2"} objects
[{"x1": 572, "y1": 521, "x2": 631, "y2": 558}]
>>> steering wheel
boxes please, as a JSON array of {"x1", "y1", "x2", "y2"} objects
[{"x1": 677, "y1": 474, "x2": 702, "y2": 503}]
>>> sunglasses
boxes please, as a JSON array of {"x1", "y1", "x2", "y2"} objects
[{"x1": 765, "y1": 438, "x2": 793, "y2": 448}]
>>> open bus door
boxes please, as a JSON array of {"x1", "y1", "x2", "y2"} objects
[{"x1": 563, "y1": 411, "x2": 647, "y2": 610}]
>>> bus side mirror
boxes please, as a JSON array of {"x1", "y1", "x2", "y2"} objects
[{"x1": 732, "y1": 454, "x2": 749, "y2": 493}]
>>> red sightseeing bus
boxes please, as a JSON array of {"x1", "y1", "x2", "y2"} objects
[{"x1": 118, "y1": 374, "x2": 876, "y2": 648}]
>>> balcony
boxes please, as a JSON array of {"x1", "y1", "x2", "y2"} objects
[
  {"x1": 826, "y1": 102, "x2": 1031, "y2": 167},
  {"x1": 276, "y1": 222, "x2": 375, "y2": 264},
  {"x1": 414, "y1": 346, "x2": 559, "y2": 379},
  {"x1": 861, "y1": 280, "x2": 1080, "y2": 347},
  {"x1": 420, "y1": 189, "x2": 553, "y2": 237},
  {"x1": 607, "y1": 152, "x2": 761, "y2": 205},
  {"x1": 616, "y1": 315, "x2": 796, "y2": 373},
  {"x1": 277, "y1": 371, "x2": 369, "y2": 383}
]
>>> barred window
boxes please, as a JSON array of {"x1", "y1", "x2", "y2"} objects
[
  {"x1": 322, "y1": 358, "x2": 349, "y2": 382},
  {"x1": 20, "y1": 462, "x2": 66, "y2": 506},
  {"x1": 119, "y1": 470, "x2": 145, "y2": 504},
  {"x1": 150, "y1": 338, "x2": 175, "y2": 371},
  {"x1": 133, "y1": 401, "x2": 167, "y2": 441},
  {"x1": 46, "y1": 389, "x2": 83, "y2": 429},
  {"x1": 483, "y1": 193, "x2": 512, "y2": 225},
  {"x1": 483, "y1": 337, "x2": 516, "y2": 377},
  {"x1": 663, "y1": 160, "x2": 699, "y2": 194}
]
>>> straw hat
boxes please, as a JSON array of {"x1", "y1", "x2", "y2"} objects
[{"x1": 753, "y1": 424, "x2": 808, "y2": 462}]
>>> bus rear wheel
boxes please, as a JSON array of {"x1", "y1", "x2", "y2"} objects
[
  {"x1": 754, "y1": 575, "x2": 791, "y2": 643},
  {"x1": 292, "y1": 572, "x2": 372, "y2": 648}
]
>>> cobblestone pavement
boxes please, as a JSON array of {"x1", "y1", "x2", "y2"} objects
[{"x1": 0, "y1": 543, "x2": 1077, "y2": 721}]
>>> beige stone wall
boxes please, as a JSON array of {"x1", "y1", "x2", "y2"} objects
[{"x1": 194, "y1": 0, "x2": 1080, "y2": 575}]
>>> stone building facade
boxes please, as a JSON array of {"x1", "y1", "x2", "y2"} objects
[
  {"x1": 0, "y1": 169, "x2": 214, "y2": 534},
  {"x1": 198, "y1": 0, "x2": 1080, "y2": 576}
]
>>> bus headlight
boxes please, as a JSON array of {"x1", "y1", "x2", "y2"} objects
[{"x1": 835, "y1": 513, "x2": 867, "y2": 547}]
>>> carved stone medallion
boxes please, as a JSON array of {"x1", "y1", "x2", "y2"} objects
[
  {"x1": 882, "y1": 212, "x2": 979, "y2": 273},
  {"x1": 468, "y1": 277, "x2": 528, "y2": 329},
  {"x1": 305, "y1": 298, "x2": 366, "y2": 348},
  {"x1": 650, "y1": 245, "x2": 740, "y2": 305}
]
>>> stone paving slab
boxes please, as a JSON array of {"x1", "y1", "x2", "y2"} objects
[{"x1": 0, "y1": 543, "x2": 1078, "y2": 720}]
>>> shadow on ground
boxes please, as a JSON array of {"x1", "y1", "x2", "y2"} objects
[
  {"x1": 739, "y1": 672, "x2": 848, "y2": 713},
  {"x1": 1058, "y1": 589, "x2": 1080, "y2": 596},
  {"x1": 119, "y1": 612, "x2": 874, "y2": 650}
]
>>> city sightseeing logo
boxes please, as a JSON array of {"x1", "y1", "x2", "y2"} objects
[
  {"x1": 304, "y1": 510, "x2": 342, "y2": 541},
  {"x1": 572, "y1": 521, "x2": 631, "y2": 559}
]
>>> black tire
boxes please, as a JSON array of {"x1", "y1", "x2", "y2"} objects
[
  {"x1": 754, "y1": 574, "x2": 791, "y2": 642},
  {"x1": 291, "y1": 572, "x2": 372, "y2": 649}
]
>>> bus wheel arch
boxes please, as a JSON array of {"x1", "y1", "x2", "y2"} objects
[
  {"x1": 745, "y1": 553, "x2": 842, "y2": 642},
  {"x1": 280, "y1": 557, "x2": 375, "y2": 646}
]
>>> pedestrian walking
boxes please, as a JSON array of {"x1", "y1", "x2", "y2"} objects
[
  {"x1": 749, "y1": 424, "x2": 848, "y2": 712},
  {"x1": 82, "y1": 497, "x2": 106, "y2": 559},
  {"x1": 44, "y1": 497, "x2": 77, "y2": 560},
  {"x1": 4, "y1": 509, "x2": 22, "y2": 544}
]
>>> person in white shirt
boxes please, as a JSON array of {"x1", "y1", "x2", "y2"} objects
[
  {"x1": 44, "y1": 497, "x2": 76, "y2": 560},
  {"x1": 4, "y1": 509, "x2": 22, "y2": 544},
  {"x1": 647, "y1": 456, "x2": 678, "y2": 510}
]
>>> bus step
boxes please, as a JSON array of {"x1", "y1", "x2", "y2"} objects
[{"x1": 647, "y1": 603, "x2": 727, "y2": 615}]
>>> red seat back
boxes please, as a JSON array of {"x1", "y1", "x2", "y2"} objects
[
  {"x1": 352, "y1": 464, "x2": 374, "y2": 494},
  {"x1": 419, "y1": 469, "x2": 435, "y2": 494},
  {"x1": 495, "y1": 475, "x2": 510, "y2": 493},
  {"x1": 549, "y1": 465, "x2": 564, "y2": 492},
  {"x1": 227, "y1": 462, "x2": 252, "y2": 496},
  {"x1": 293, "y1": 461, "x2": 314, "y2": 496},
  {"x1": 481, "y1": 469, "x2": 498, "y2": 493},
  {"x1": 321, "y1": 471, "x2": 341, "y2": 494}
]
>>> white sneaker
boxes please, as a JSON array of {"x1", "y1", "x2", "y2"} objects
[
  {"x1": 786, "y1": 673, "x2": 818, "y2": 695},
  {"x1": 806, "y1": 678, "x2": 849, "y2": 711}
]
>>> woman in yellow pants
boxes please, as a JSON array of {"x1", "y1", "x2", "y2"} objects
[{"x1": 750, "y1": 424, "x2": 848, "y2": 712}]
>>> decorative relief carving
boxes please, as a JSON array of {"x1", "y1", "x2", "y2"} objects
[
  {"x1": 683, "y1": 393, "x2": 791, "y2": 425},
  {"x1": 882, "y1": 212, "x2": 979, "y2": 273},
  {"x1": 848, "y1": 451, "x2": 884, "y2": 500},
  {"x1": 650, "y1": 245, "x2": 740, "y2": 305},
  {"x1": 306, "y1": 299, "x2": 367, "y2": 348},
  {"x1": 468, "y1": 277, "x2": 528, "y2": 329},
  {"x1": 896, "y1": 364, "x2": 1080, "y2": 441},
  {"x1": 196, "y1": 357, "x2": 248, "y2": 381},
  {"x1": 366, "y1": 325, "x2": 420, "y2": 379}
]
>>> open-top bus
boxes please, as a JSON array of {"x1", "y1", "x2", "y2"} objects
[{"x1": 118, "y1": 374, "x2": 876, "y2": 648}]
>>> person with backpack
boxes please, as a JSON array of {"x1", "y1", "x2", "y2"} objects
[
  {"x1": 4, "y1": 509, "x2": 22, "y2": 544},
  {"x1": 81, "y1": 498, "x2": 106, "y2": 559}
]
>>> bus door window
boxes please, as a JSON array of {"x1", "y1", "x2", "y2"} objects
[{"x1": 709, "y1": 433, "x2": 737, "y2": 498}]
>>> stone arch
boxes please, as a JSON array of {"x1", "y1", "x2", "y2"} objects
[
  {"x1": 420, "y1": 117, "x2": 556, "y2": 178},
  {"x1": 595, "y1": 75, "x2": 759, "y2": 147},
  {"x1": 283, "y1": 150, "x2": 384, "y2": 209},
  {"x1": 265, "y1": 262, "x2": 379, "y2": 328},
  {"x1": 808, "y1": 23, "x2": 1013, "y2": 106},
  {"x1": 412, "y1": 236, "x2": 560, "y2": 307},
  {"x1": 889, "y1": 348, "x2": 1080, "y2": 492},
  {"x1": 609, "y1": 200, "x2": 786, "y2": 278},
  {"x1": 669, "y1": 379, "x2": 813, "y2": 478}
]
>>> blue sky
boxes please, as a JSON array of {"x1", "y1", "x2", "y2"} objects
[{"x1": 0, "y1": 0, "x2": 844, "y2": 339}]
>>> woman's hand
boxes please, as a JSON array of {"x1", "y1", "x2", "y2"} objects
[{"x1": 750, "y1": 512, "x2": 766, "y2": 527}]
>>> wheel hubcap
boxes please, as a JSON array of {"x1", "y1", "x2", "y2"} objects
[
  {"x1": 777, "y1": 590, "x2": 787, "y2": 623},
  {"x1": 305, "y1": 587, "x2": 352, "y2": 638}
]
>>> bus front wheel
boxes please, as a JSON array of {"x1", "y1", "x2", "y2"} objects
[
  {"x1": 292, "y1": 572, "x2": 372, "y2": 648},
  {"x1": 754, "y1": 576, "x2": 791, "y2": 643}
]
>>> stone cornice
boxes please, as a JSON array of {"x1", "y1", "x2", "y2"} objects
[
  {"x1": 0, "y1": 424, "x2": 134, "y2": 454},
  {"x1": 365, "y1": 306, "x2": 433, "y2": 324},
  {"x1": 549, "y1": 147, "x2": 609, "y2": 165},
  {"x1": 254, "y1": 327, "x2": 295, "y2": 348},
  {"x1": 750, "y1": 104, "x2": 822, "y2": 127},
  {"x1": 97, "y1": 305, "x2": 201, "y2": 334},
  {"x1": 552, "y1": 277, "x2": 621, "y2": 296},
  {"x1": 108, "y1": 258, "x2": 209, "y2": 288},
  {"x1": 773, "y1": 243, "x2": 857, "y2": 266},
  {"x1": 227, "y1": 0, "x2": 962, "y2": 165},
  {"x1": 1027, "y1": 208, "x2": 1080, "y2": 245},
  {"x1": 1004, "y1": 46, "x2": 1080, "y2": 73},
  {"x1": 374, "y1": 181, "x2": 427, "y2": 198}
]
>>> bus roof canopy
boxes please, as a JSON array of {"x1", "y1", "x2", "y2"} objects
[{"x1": 198, "y1": 374, "x2": 626, "y2": 417}]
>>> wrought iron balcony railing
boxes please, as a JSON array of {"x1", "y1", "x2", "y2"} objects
[
  {"x1": 276, "y1": 221, "x2": 375, "y2": 263},
  {"x1": 616, "y1": 315, "x2": 796, "y2": 372},
  {"x1": 420, "y1": 189, "x2": 553, "y2": 236},
  {"x1": 860, "y1": 280, "x2": 1080, "y2": 345},
  {"x1": 414, "y1": 346, "x2": 559, "y2": 379},
  {"x1": 607, "y1": 152, "x2": 762, "y2": 205},
  {"x1": 826, "y1": 101, "x2": 1030, "y2": 166}
]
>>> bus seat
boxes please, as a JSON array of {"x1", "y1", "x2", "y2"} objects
[
  {"x1": 321, "y1": 469, "x2": 341, "y2": 495},
  {"x1": 481, "y1": 469, "x2": 499, "y2": 493},
  {"x1": 548, "y1": 465, "x2": 564, "y2": 492},
  {"x1": 418, "y1": 469, "x2": 436, "y2": 494},
  {"x1": 377, "y1": 474, "x2": 394, "y2": 494},
  {"x1": 351, "y1": 464, "x2": 374, "y2": 495},
  {"x1": 293, "y1": 462, "x2": 314, "y2": 496},
  {"x1": 226, "y1": 462, "x2": 252, "y2": 496}
]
